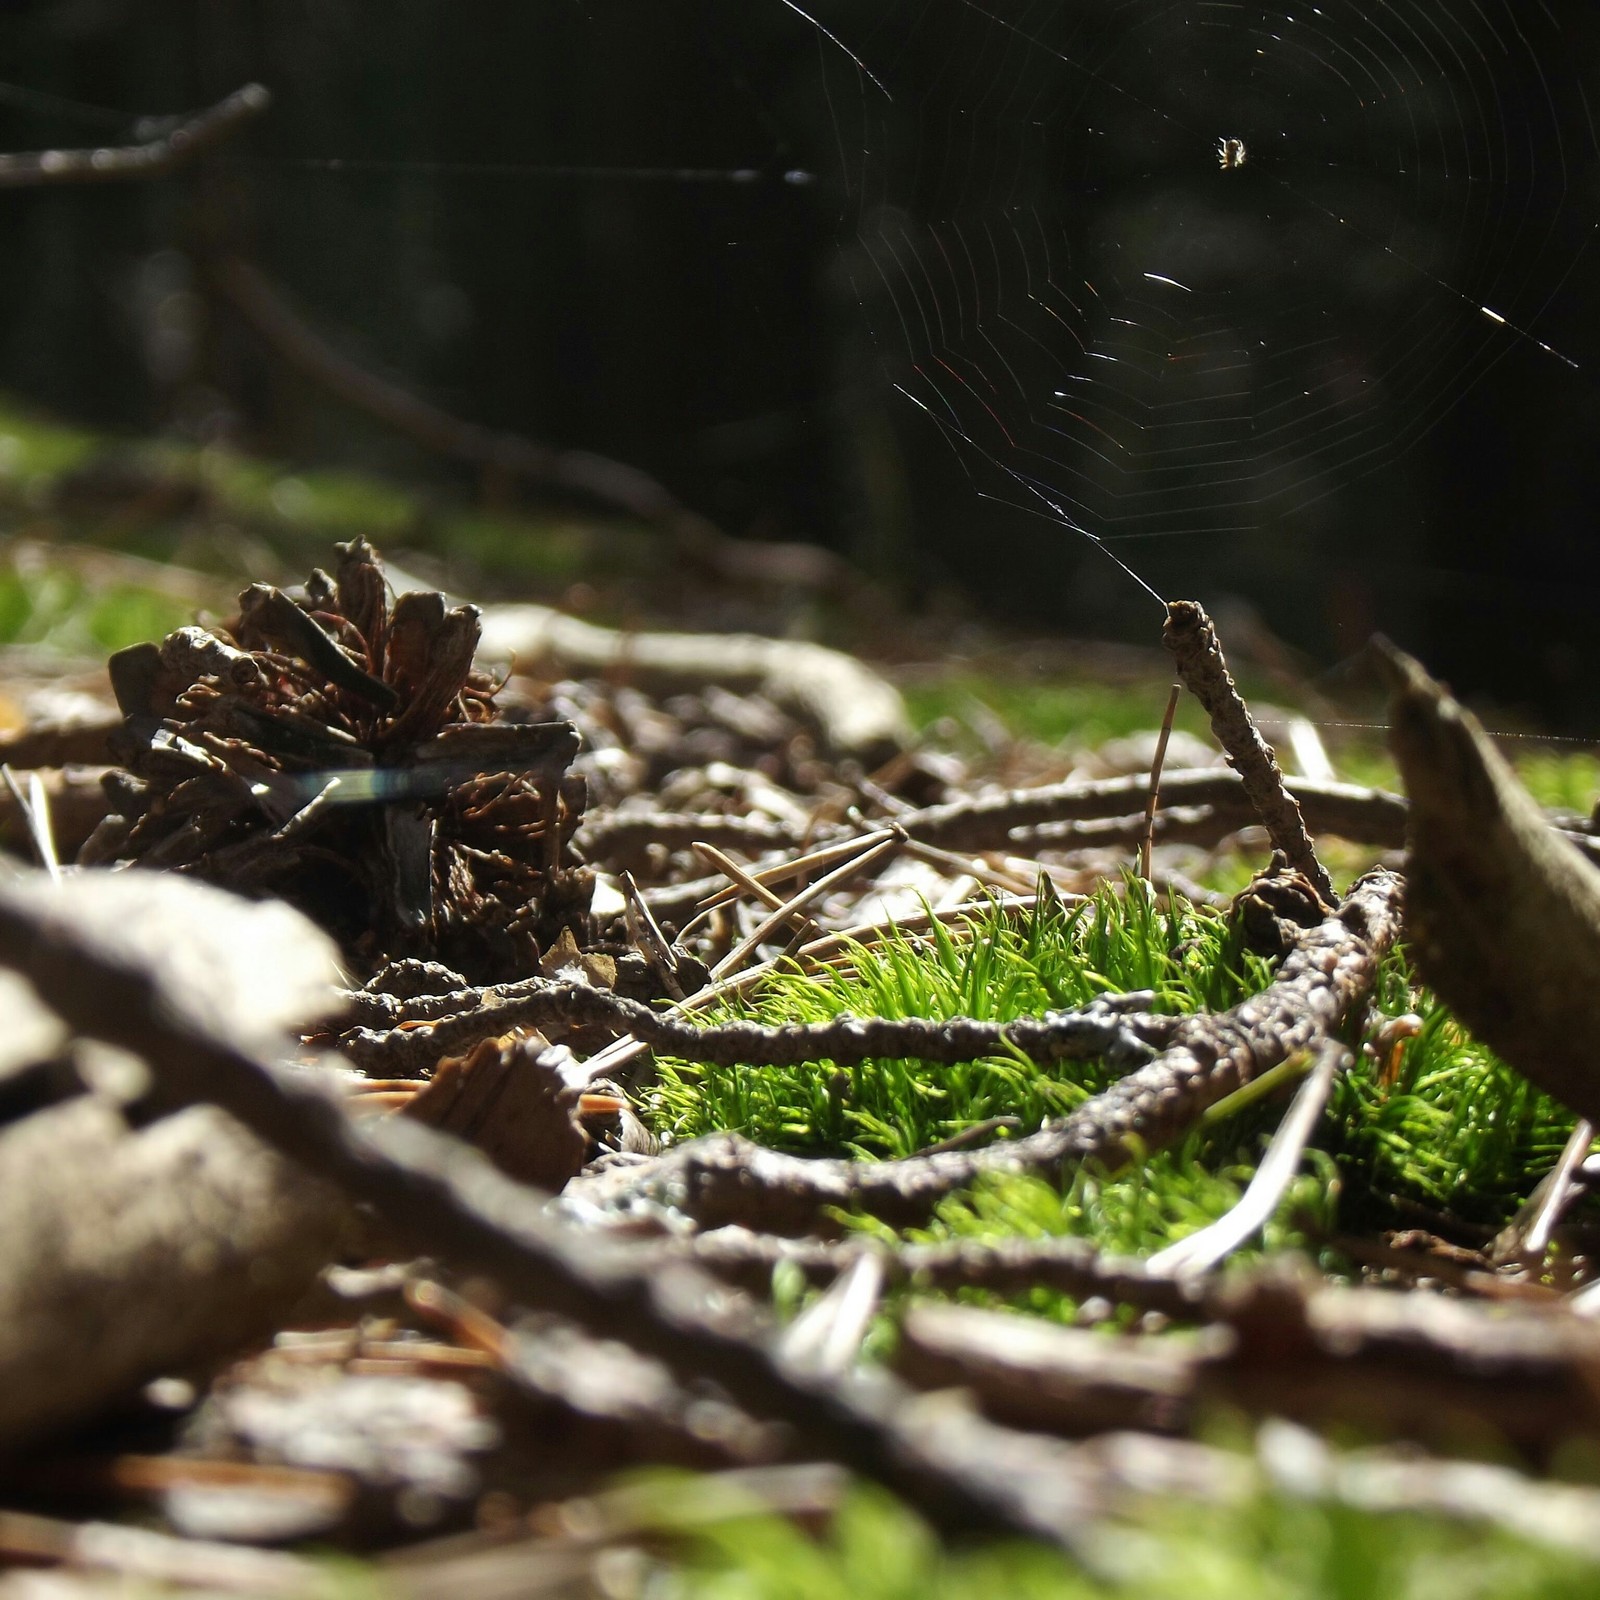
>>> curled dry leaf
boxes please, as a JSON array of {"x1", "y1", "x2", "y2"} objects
[
  {"x1": 85, "y1": 538, "x2": 593, "y2": 982},
  {"x1": 392, "y1": 1031, "x2": 657, "y2": 1190},
  {"x1": 400, "y1": 1032, "x2": 589, "y2": 1191},
  {"x1": 1380, "y1": 641, "x2": 1600, "y2": 1126}
]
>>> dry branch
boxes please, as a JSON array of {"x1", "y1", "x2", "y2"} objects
[
  {"x1": 899, "y1": 768, "x2": 1408, "y2": 854},
  {"x1": 1163, "y1": 601, "x2": 1335, "y2": 901},
  {"x1": 633, "y1": 869, "x2": 1402, "y2": 1233},
  {"x1": 477, "y1": 602, "x2": 911, "y2": 761},
  {"x1": 881, "y1": 1279, "x2": 1600, "y2": 1456},
  {"x1": 0, "y1": 84, "x2": 270, "y2": 188},
  {"x1": 896, "y1": 1302, "x2": 1201, "y2": 1438},
  {"x1": 338, "y1": 983, "x2": 1173, "y2": 1079},
  {"x1": 0, "y1": 877, "x2": 1090, "y2": 1545},
  {"x1": 645, "y1": 1227, "x2": 1206, "y2": 1321}
]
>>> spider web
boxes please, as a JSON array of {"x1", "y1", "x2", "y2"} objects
[{"x1": 793, "y1": 0, "x2": 1600, "y2": 625}]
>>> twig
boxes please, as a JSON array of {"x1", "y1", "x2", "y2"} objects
[
  {"x1": 338, "y1": 983, "x2": 1173, "y2": 1079},
  {"x1": 578, "y1": 811, "x2": 799, "y2": 869},
  {"x1": 691, "y1": 829, "x2": 901, "y2": 913},
  {"x1": 620, "y1": 869, "x2": 692, "y2": 1001},
  {"x1": 632, "y1": 870, "x2": 1401, "y2": 1233},
  {"x1": 895, "y1": 1301, "x2": 1200, "y2": 1438},
  {"x1": 1147, "y1": 1040, "x2": 1348, "y2": 1277},
  {"x1": 0, "y1": 879, "x2": 1088, "y2": 1545},
  {"x1": 0, "y1": 84, "x2": 270, "y2": 188},
  {"x1": 777, "y1": 1252, "x2": 886, "y2": 1376},
  {"x1": 916, "y1": 1115, "x2": 1024, "y2": 1155},
  {"x1": 1140, "y1": 683, "x2": 1182, "y2": 881},
  {"x1": 1, "y1": 765, "x2": 59, "y2": 881},
  {"x1": 1163, "y1": 601, "x2": 1336, "y2": 902},
  {"x1": 898, "y1": 834, "x2": 1040, "y2": 897},
  {"x1": 407, "y1": 1278, "x2": 782, "y2": 1470},
  {"x1": 0, "y1": 765, "x2": 113, "y2": 860},
  {"x1": 474, "y1": 601, "x2": 911, "y2": 760},
  {"x1": 899, "y1": 768, "x2": 1408, "y2": 854},
  {"x1": 710, "y1": 830, "x2": 904, "y2": 979},
  {"x1": 0, "y1": 1509, "x2": 314, "y2": 1595},
  {"x1": 650, "y1": 1226, "x2": 1206, "y2": 1320},
  {"x1": 1491, "y1": 1119, "x2": 1596, "y2": 1266},
  {"x1": 690, "y1": 838, "x2": 837, "y2": 951}
]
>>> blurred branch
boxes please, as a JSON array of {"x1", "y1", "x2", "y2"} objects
[
  {"x1": 0, "y1": 874, "x2": 1071, "y2": 1546},
  {"x1": 209, "y1": 254, "x2": 850, "y2": 594},
  {"x1": 474, "y1": 603, "x2": 913, "y2": 760},
  {"x1": 0, "y1": 84, "x2": 271, "y2": 189}
]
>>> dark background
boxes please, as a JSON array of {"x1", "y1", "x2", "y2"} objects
[{"x1": 0, "y1": 1, "x2": 1598, "y2": 723}]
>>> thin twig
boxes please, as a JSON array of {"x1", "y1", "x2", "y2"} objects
[
  {"x1": 899, "y1": 768, "x2": 1408, "y2": 855},
  {"x1": 580, "y1": 811, "x2": 800, "y2": 868},
  {"x1": 0, "y1": 1509, "x2": 313, "y2": 1595},
  {"x1": 1491, "y1": 1118, "x2": 1596, "y2": 1266},
  {"x1": 338, "y1": 983, "x2": 1173, "y2": 1079},
  {"x1": 0, "y1": 84, "x2": 271, "y2": 188},
  {"x1": 1140, "y1": 683, "x2": 1182, "y2": 882},
  {"x1": 632, "y1": 870, "x2": 1401, "y2": 1233},
  {"x1": 1163, "y1": 601, "x2": 1336, "y2": 903},
  {"x1": 710, "y1": 830, "x2": 904, "y2": 979},
  {"x1": 211, "y1": 254, "x2": 855, "y2": 605},
  {"x1": 1, "y1": 765, "x2": 60, "y2": 881},
  {"x1": 651, "y1": 1227, "x2": 1206, "y2": 1320},
  {"x1": 778, "y1": 1252, "x2": 886, "y2": 1376}
]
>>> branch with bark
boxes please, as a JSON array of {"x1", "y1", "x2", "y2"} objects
[
  {"x1": 0, "y1": 873, "x2": 1090, "y2": 1545},
  {"x1": 624, "y1": 869, "x2": 1402, "y2": 1234}
]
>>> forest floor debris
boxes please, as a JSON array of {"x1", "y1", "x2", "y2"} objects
[{"x1": 3, "y1": 544, "x2": 1600, "y2": 1594}]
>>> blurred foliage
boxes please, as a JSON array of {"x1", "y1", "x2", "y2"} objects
[{"x1": 630, "y1": 1474, "x2": 1600, "y2": 1599}]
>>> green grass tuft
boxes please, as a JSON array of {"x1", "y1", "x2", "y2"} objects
[
  {"x1": 647, "y1": 879, "x2": 1274, "y2": 1162},
  {"x1": 1331, "y1": 949, "x2": 1587, "y2": 1229}
]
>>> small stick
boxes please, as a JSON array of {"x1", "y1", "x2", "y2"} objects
[
  {"x1": 1, "y1": 765, "x2": 60, "y2": 882},
  {"x1": 1139, "y1": 684, "x2": 1182, "y2": 882},
  {"x1": 690, "y1": 840, "x2": 829, "y2": 949},
  {"x1": 620, "y1": 869, "x2": 691, "y2": 1001},
  {"x1": 1491, "y1": 1118, "x2": 1595, "y2": 1266},
  {"x1": 709, "y1": 831, "x2": 904, "y2": 980},
  {"x1": 1163, "y1": 601, "x2": 1336, "y2": 904},
  {"x1": 689, "y1": 829, "x2": 900, "y2": 918},
  {"x1": 778, "y1": 1252, "x2": 886, "y2": 1377}
]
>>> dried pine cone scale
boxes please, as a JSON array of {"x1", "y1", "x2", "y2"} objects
[{"x1": 88, "y1": 539, "x2": 593, "y2": 982}]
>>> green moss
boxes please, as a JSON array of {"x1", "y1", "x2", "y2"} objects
[
  {"x1": 648, "y1": 879, "x2": 1273, "y2": 1162},
  {"x1": 1330, "y1": 949, "x2": 1587, "y2": 1228},
  {"x1": 635, "y1": 1475, "x2": 1600, "y2": 1600},
  {"x1": 0, "y1": 566, "x2": 194, "y2": 654},
  {"x1": 902, "y1": 674, "x2": 1213, "y2": 751}
]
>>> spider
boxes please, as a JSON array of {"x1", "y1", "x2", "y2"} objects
[{"x1": 1217, "y1": 137, "x2": 1247, "y2": 170}]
